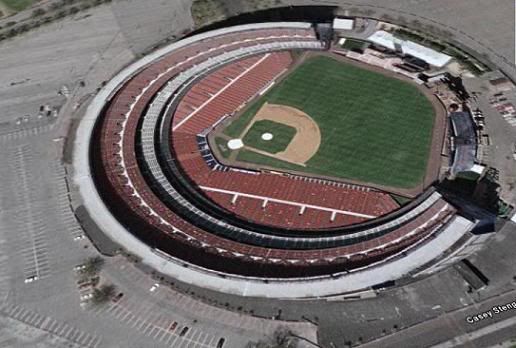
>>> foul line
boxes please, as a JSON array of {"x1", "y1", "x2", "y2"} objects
[
  {"x1": 200, "y1": 186, "x2": 376, "y2": 219},
  {"x1": 172, "y1": 53, "x2": 271, "y2": 131}
]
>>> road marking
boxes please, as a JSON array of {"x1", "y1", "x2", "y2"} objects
[{"x1": 0, "y1": 303, "x2": 103, "y2": 348}]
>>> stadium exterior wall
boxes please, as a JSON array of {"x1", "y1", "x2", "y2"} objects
[{"x1": 73, "y1": 22, "x2": 476, "y2": 299}]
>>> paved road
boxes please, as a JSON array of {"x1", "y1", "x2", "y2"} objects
[{"x1": 360, "y1": 289, "x2": 516, "y2": 348}]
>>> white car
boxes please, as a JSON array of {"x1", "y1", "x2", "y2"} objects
[
  {"x1": 74, "y1": 235, "x2": 85, "y2": 241},
  {"x1": 74, "y1": 264, "x2": 86, "y2": 272},
  {"x1": 24, "y1": 276, "x2": 39, "y2": 283},
  {"x1": 80, "y1": 293, "x2": 94, "y2": 301},
  {"x1": 149, "y1": 283, "x2": 160, "y2": 292}
]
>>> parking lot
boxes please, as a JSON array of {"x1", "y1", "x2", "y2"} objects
[
  {"x1": 0, "y1": 0, "x2": 514, "y2": 347},
  {"x1": 100, "y1": 258, "x2": 314, "y2": 348},
  {"x1": 0, "y1": 302, "x2": 102, "y2": 348},
  {"x1": 0, "y1": 143, "x2": 52, "y2": 285},
  {"x1": 92, "y1": 299, "x2": 219, "y2": 348},
  {"x1": 0, "y1": 117, "x2": 296, "y2": 348},
  {"x1": 487, "y1": 90, "x2": 516, "y2": 128}
]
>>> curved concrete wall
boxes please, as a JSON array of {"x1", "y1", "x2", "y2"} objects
[{"x1": 73, "y1": 22, "x2": 474, "y2": 298}]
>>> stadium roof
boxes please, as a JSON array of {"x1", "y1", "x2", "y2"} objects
[{"x1": 367, "y1": 30, "x2": 452, "y2": 67}]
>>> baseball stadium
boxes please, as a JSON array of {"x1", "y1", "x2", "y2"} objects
[{"x1": 74, "y1": 20, "x2": 495, "y2": 299}]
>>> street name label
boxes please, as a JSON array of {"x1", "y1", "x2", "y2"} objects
[{"x1": 466, "y1": 300, "x2": 516, "y2": 324}]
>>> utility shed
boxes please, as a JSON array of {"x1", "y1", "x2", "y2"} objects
[{"x1": 333, "y1": 18, "x2": 354, "y2": 31}]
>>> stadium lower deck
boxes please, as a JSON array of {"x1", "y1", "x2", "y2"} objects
[
  {"x1": 171, "y1": 52, "x2": 399, "y2": 229},
  {"x1": 90, "y1": 24, "x2": 473, "y2": 278}
]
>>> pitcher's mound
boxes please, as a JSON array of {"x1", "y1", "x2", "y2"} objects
[{"x1": 261, "y1": 133, "x2": 274, "y2": 141}]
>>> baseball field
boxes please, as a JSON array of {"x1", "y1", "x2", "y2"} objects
[{"x1": 218, "y1": 55, "x2": 436, "y2": 189}]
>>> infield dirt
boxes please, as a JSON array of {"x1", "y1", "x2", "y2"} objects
[{"x1": 241, "y1": 102, "x2": 321, "y2": 165}]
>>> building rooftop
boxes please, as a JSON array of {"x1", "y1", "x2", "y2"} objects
[
  {"x1": 367, "y1": 30, "x2": 452, "y2": 67},
  {"x1": 333, "y1": 18, "x2": 354, "y2": 31}
]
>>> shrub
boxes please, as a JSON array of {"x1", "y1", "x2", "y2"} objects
[{"x1": 32, "y1": 8, "x2": 46, "y2": 17}]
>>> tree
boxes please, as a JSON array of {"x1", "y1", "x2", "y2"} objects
[
  {"x1": 55, "y1": 10, "x2": 67, "y2": 19},
  {"x1": 397, "y1": 16, "x2": 407, "y2": 25},
  {"x1": 247, "y1": 327, "x2": 299, "y2": 348},
  {"x1": 380, "y1": 14, "x2": 393, "y2": 22},
  {"x1": 6, "y1": 28, "x2": 19, "y2": 38},
  {"x1": 410, "y1": 19, "x2": 422, "y2": 28},
  {"x1": 273, "y1": 327, "x2": 295, "y2": 346},
  {"x1": 82, "y1": 256, "x2": 104, "y2": 277},
  {"x1": 49, "y1": 2, "x2": 62, "y2": 11},
  {"x1": 91, "y1": 283, "x2": 116, "y2": 305}
]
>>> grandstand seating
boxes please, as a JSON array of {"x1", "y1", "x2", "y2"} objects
[
  {"x1": 92, "y1": 25, "x2": 463, "y2": 277},
  {"x1": 168, "y1": 51, "x2": 399, "y2": 228}
]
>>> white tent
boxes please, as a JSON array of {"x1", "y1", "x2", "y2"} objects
[{"x1": 367, "y1": 30, "x2": 452, "y2": 67}]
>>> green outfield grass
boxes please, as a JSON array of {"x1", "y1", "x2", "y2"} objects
[
  {"x1": 223, "y1": 55, "x2": 435, "y2": 189},
  {"x1": 236, "y1": 149, "x2": 303, "y2": 171},
  {"x1": 242, "y1": 120, "x2": 296, "y2": 154}
]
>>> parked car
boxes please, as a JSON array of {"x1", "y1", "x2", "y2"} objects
[
  {"x1": 74, "y1": 264, "x2": 86, "y2": 272},
  {"x1": 179, "y1": 327, "x2": 189, "y2": 337},
  {"x1": 24, "y1": 275, "x2": 38, "y2": 283},
  {"x1": 112, "y1": 292, "x2": 124, "y2": 303},
  {"x1": 217, "y1": 338, "x2": 226, "y2": 348}
]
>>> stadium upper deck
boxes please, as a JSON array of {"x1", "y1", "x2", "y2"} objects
[{"x1": 75, "y1": 22, "x2": 480, "y2": 296}]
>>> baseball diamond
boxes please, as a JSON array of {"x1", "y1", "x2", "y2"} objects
[
  {"x1": 218, "y1": 55, "x2": 436, "y2": 189},
  {"x1": 242, "y1": 119, "x2": 297, "y2": 155}
]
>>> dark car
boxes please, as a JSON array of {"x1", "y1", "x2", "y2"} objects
[{"x1": 179, "y1": 326, "x2": 189, "y2": 337}]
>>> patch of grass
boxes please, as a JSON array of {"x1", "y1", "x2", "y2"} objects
[
  {"x1": 342, "y1": 38, "x2": 367, "y2": 52},
  {"x1": 237, "y1": 149, "x2": 304, "y2": 172},
  {"x1": 242, "y1": 120, "x2": 296, "y2": 154},
  {"x1": 497, "y1": 200, "x2": 512, "y2": 218},
  {"x1": 191, "y1": 0, "x2": 226, "y2": 27},
  {"x1": 456, "y1": 171, "x2": 481, "y2": 181},
  {"x1": 214, "y1": 137, "x2": 231, "y2": 159},
  {"x1": 224, "y1": 55, "x2": 435, "y2": 189},
  {"x1": 224, "y1": 100, "x2": 264, "y2": 138},
  {"x1": 1, "y1": 0, "x2": 36, "y2": 12},
  {"x1": 393, "y1": 28, "x2": 447, "y2": 51},
  {"x1": 391, "y1": 194, "x2": 412, "y2": 206}
]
